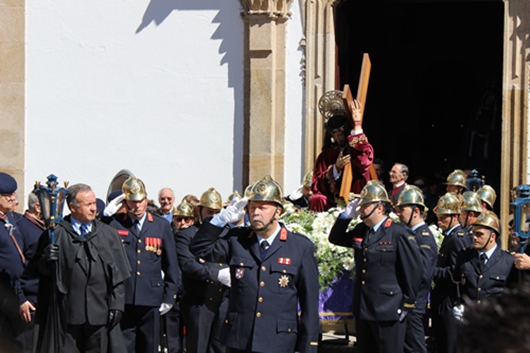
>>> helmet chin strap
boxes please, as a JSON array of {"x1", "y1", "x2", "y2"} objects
[
  {"x1": 250, "y1": 205, "x2": 279, "y2": 233},
  {"x1": 477, "y1": 229, "x2": 494, "y2": 252},
  {"x1": 360, "y1": 202, "x2": 380, "y2": 220},
  {"x1": 406, "y1": 206, "x2": 417, "y2": 227}
]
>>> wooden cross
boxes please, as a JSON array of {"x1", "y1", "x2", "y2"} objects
[{"x1": 339, "y1": 53, "x2": 378, "y2": 202}]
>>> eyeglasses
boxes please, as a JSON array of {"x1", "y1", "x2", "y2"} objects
[{"x1": 174, "y1": 217, "x2": 192, "y2": 222}]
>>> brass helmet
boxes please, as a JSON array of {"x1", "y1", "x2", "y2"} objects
[
  {"x1": 359, "y1": 180, "x2": 391, "y2": 206},
  {"x1": 434, "y1": 192, "x2": 461, "y2": 215},
  {"x1": 225, "y1": 190, "x2": 243, "y2": 204},
  {"x1": 472, "y1": 210, "x2": 500, "y2": 234},
  {"x1": 461, "y1": 191, "x2": 483, "y2": 213},
  {"x1": 395, "y1": 185, "x2": 426, "y2": 209},
  {"x1": 173, "y1": 201, "x2": 194, "y2": 218},
  {"x1": 444, "y1": 169, "x2": 467, "y2": 189},
  {"x1": 248, "y1": 175, "x2": 283, "y2": 207},
  {"x1": 477, "y1": 185, "x2": 497, "y2": 209},
  {"x1": 302, "y1": 171, "x2": 313, "y2": 188},
  {"x1": 244, "y1": 184, "x2": 253, "y2": 198},
  {"x1": 122, "y1": 176, "x2": 147, "y2": 201},
  {"x1": 199, "y1": 188, "x2": 222, "y2": 210}
]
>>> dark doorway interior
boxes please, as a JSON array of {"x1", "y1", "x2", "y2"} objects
[{"x1": 335, "y1": 0, "x2": 504, "y2": 199}]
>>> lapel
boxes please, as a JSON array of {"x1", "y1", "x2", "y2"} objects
[
  {"x1": 246, "y1": 231, "x2": 262, "y2": 263},
  {"x1": 262, "y1": 233, "x2": 284, "y2": 262},
  {"x1": 364, "y1": 217, "x2": 388, "y2": 247},
  {"x1": 138, "y1": 212, "x2": 154, "y2": 239},
  {"x1": 469, "y1": 249, "x2": 481, "y2": 273},
  {"x1": 482, "y1": 246, "x2": 501, "y2": 273}
]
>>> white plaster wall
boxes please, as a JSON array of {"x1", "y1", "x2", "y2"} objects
[
  {"x1": 25, "y1": 1, "x2": 245, "y2": 204},
  {"x1": 284, "y1": 1, "x2": 305, "y2": 196}
]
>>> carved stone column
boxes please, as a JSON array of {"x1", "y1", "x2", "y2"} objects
[
  {"x1": 240, "y1": 0, "x2": 293, "y2": 187},
  {"x1": 0, "y1": 0, "x2": 25, "y2": 204},
  {"x1": 500, "y1": 0, "x2": 529, "y2": 249},
  {"x1": 300, "y1": 0, "x2": 341, "y2": 174}
]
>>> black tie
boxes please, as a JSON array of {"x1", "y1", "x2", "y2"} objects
[
  {"x1": 260, "y1": 240, "x2": 269, "y2": 260},
  {"x1": 367, "y1": 228, "x2": 374, "y2": 240},
  {"x1": 479, "y1": 253, "x2": 487, "y2": 271}
]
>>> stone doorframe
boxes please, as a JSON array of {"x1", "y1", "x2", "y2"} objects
[{"x1": 297, "y1": 0, "x2": 529, "y2": 249}]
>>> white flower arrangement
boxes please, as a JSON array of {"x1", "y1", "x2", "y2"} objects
[
  {"x1": 428, "y1": 223, "x2": 444, "y2": 249},
  {"x1": 280, "y1": 206, "x2": 357, "y2": 289}
]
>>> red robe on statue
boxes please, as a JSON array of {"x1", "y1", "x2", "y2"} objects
[{"x1": 310, "y1": 132, "x2": 373, "y2": 212}]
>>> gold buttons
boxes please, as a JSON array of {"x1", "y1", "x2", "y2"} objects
[
  {"x1": 225, "y1": 320, "x2": 228, "y2": 323},
  {"x1": 137, "y1": 250, "x2": 141, "y2": 254},
  {"x1": 240, "y1": 262, "x2": 244, "y2": 266},
  {"x1": 258, "y1": 297, "x2": 263, "y2": 302},
  {"x1": 288, "y1": 328, "x2": 291, "y2": 332},
  {"x1": 361, "y1": 281, "x2": 365, "y2": 285},
  {"x1": 283, "y1": 270, "x2": 286, "y2": 273},
  {"x1": 363, "y1": 258, "x2": 367, "y2": 262},
  {"x1": 219, "y1": 289, "x2": 222, "y2": 292},
  {"x1": 138, "y1": 239, "x2": 142, "y2": 243},
  {"x1": 362, "y1": 269, "x2": 366, "y2": 273},
  {"x1": 260, "y1": 281, "x2": 265, "y2": 287},
  {"x1": 477, "y1": 300, "x2": 481, "y2": 304},
  {"x1": 262, "y1": 266, "x2": 266, "y2": 271},
  {"x1": 137, "y1": 260, "x2": 141, "y2": 265},
  {"x1": 137, "y1": 271, "x2": 141, "y2": 276},
  {"x1": 390, "y1": 291, "x2": 393, "y2": 295},
  {"x1": 256, "y1": 312, "x2": 261, "y2": 317},
  {"x1": 383, "y1": 248, "x2": 386, "y2": 252},
  {"x1": 210, "y1": 298, "x2": 213, "y2": 301},
  {"x1": 478, "y1": 288, "x2": 481, "y2": 291},
  {"x1": 219, "y1": 263, "x2": 223, "y2": 266},
  {"x1": 479, "y1": 275, "x2": 483, "y2": 279},
  {"x1": 496, "y1": 276, "x2": 499, "y2": 280}
]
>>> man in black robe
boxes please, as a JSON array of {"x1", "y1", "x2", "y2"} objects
[{"x1": 26, "y1": 183, "x2": 131, "y2": 353}]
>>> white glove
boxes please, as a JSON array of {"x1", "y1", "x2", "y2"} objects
[
  {"x1": 159, "y1": 303, "x2": 173, "y2": 316},
  {"x1": 452, "y1": 304, "x2": 464, "y2": 322},
  {"x1": 104, "y1": 194, "x2": 125, "y2": 217},
  {"x1": 216, "y1": 197, "x2": 248, "y2": 225},
  {"x1": 343, "y1": 198, "x2": 360, "y2": 218},
  {"x1": 217, "y1": 267, "x2": 231, "y2": 287}
]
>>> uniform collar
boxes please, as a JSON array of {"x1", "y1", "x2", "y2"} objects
[{"x1": 257, "y1": 224, "x2": 281, "y2": 247}]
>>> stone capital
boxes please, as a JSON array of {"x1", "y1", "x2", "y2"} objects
[{"x1": 239, "y1": 0, "x2": 294, "y2": 19}]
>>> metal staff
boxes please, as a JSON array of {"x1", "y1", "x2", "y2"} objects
[{"x1": 34, "y1": 174, "x2": 68, "y2": 353}]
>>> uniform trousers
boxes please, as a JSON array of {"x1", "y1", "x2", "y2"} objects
[
  {"x1": 356, "y1": 318, "x2": 406, "y2": 353},
  {"x1": 64, "y1": 323, "x2": 108, "y2": 353},
  {"x1": 164, "y1": 304, "x2": 182, "y2": 353},
  {"x1": 181, "y1": 295, "x2": 227, "y2": 353},
  {"x1": 404, "y1": 311, "x2": 427, "y2": 353},
  {"x1": 121, "y1": 305, "x2": 160, "y2": 353},
  {"x1": 431, "y1": 298, "x2": 458, "y2": 353}
]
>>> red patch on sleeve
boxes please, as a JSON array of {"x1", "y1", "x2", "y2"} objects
[
  {"x1": 353, "y1": 237, "x2": 363, "y2": 242},
  {"x1": 280, "y1": 228, "x2": 288, "y2": 241},
  {"x1": 117, "y1": 230, "x2": 128, "y2": 236}
]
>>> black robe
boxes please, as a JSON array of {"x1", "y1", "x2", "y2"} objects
[{"x1": 25, "y1": 217, "x2": 131, "y2": 353}]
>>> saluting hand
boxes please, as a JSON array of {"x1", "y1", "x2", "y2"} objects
[{"x1": 335, "y1": 151, "x2": 351, "y2": 170}]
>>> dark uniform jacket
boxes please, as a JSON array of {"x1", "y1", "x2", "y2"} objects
[
  {"x1": 190, "y1": 221, "x2": 320, "y2": 353},
  {"x1": 329, "y1": 216, "x2": 422, "y2": 321},
  {"x1": 432, "y1": 224, "x2": 469, "y2": 309},
  {"x1": 453, "y1": 246, "x2": 513, "y2": 303},
  {"x1": 110, "y1": 212, "x2": 179, "y2": 306},
  {"x1": 26, "y1": 217, "x2": 131, "y2": 353},
  {"x1": 411, "y1": 222, "x2": 438, "y2": 313},
  {"x1": 176, "y1": 224, "x2": 228, "y2": 302},
  {"x1": 16, "y1": 212, "x2": 46, "y2": 305}
]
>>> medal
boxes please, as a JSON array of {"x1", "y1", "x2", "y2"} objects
[
  {"x1": 279, "y1": 275, "x2": 289, "y2": 288},
  {"x1": 156, "y1": 238, "x2": 162, "y2": 256}
]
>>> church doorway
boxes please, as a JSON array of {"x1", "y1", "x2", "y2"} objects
[{"x1": 335, "y1": 0, "x2": 504, "y2": 200}]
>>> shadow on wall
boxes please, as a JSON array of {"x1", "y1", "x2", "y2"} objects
[{"x1": 135, "y1": 0, "x2": 245, "y2": 192}]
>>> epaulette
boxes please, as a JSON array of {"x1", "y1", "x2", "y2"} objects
[
  {"x1": 420, "y1": 244, "x2": 431, "y2": 250},
  {"x1": 457, "y1": 231, "x2": 465, "y2": 237},
  {"x1": 422, "y1": 231, "x2": 430, "y2": 237},
  {"x1": 147, "y1": 212, "x2": 154, "y2": 222},
  {"x1": 385, "y1": 218, "x2": 392, "y2": 228}
]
